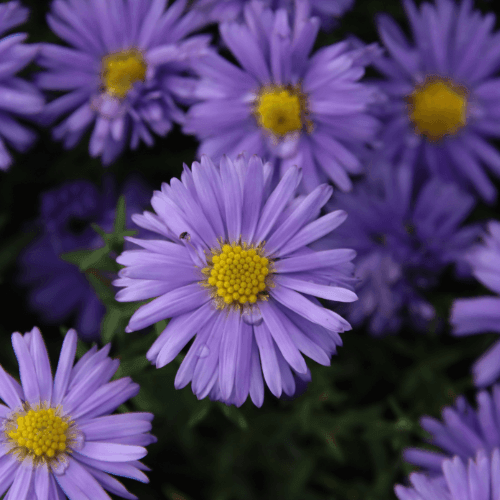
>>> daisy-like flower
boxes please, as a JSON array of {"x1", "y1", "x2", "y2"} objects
[
  {"x1": 18, "y1": 176, "x2": 151, "y2": 341},
  {"x1": 184, "y1": 0, "x2": 382, "y2": 193},
  {"x1": 114, "y1": 153, "x2": 357, "y2": 407},
  {"x1": 191, "y1": 0, "x2": 354, "y2": 30},
  {"x1": 451, "y1": 220, "x2": 500, "y2": 387},
  {"x1": 0, "y1": 1, "x2": 44, "y2": 170},
  {"x1": 36, "y1": 0, "x2": 210, "y2": 165},
  {"x1": 404, "y1": 384, "x2": 500, "y2": 474},
  {"x1": 395, "y1": 449, "x2": 500, "y2": 500},
  {"x1": 0, "y1": 326, "x2": 155, "y2": 500},
  {"x1": 373, "y1": 0, "x2": 500, "y2": 203},
  {"x1": 318, "y1": 161, "x2": 480, "y2": 336}
]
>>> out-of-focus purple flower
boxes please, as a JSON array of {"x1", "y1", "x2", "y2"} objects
[
  {"x1": 113, "y1": 153, "x2": 357, "y2": 407},
  {"x1": 18, "y1": 176, "x2": 151, "y2": 341},
  {"x1": 36, "y1": 0, "x2": 210, "y2": 165},
  {"x1": 0, "y1": 1, "x2": 44, "y2": 171},
  {"x1": 451, "y1": 220, "x2": 500, "y2": 387},
  {"x1": 395, "y1": 449, "x2": 500, "y2": 500},
  {"x1": 372, "y1": 0, "x2": 500, "y2": 203},
  {"x1": 0, "y1": 326, "x2": 155, "y2": 500},
  {"x1": 191, "y1": 0, "x2": 354, "y2": 30},
  {"x1": 184, "y1": 0, "x2": 382, "y2": 193},
  {"x1": 404, "y1": 384, "x2": 500, "y2": 474},
  {"x1": 319, "y1": 161, "x2": 480, "y2": 336}
]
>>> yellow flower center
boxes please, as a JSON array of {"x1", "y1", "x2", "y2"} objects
[
  {"x1": 255, "y1": 85, "x2": 310, "y2": 137},
  {"x1": 101, "y1": 49, "x2": 147, "y2": 99},
  {"x1": 407, "y1": 78, "x2": 467, "y2": 142},
  {"x1": 202, "y1": 243, "x2": 272, "y2": 308},
  {"x1": 6, "y1": 406, "x2": 72, "y2": 462}
]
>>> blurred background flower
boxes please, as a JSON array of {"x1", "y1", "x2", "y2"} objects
[
  {"x1": 451, "y1": 220, "x2": 500, "y2": 387},
  {"x1": 35, "y1": 0, "x2": 210, "y2": 165},
  {"x1": 319, "y1": 160, "x2": 481, "y2": 336},
  {"x1": 183, "y1": 0, "x2": 383, "y2": 192},
  {"x1": 0, "y1": 0, "x2": 44, "y2": 170},
  {"x1": 17, "y1": 175, "x2": 151, "y2": 341},
  {"x1": 371, "y1": 0, "x2": 500, "y2": 203}
]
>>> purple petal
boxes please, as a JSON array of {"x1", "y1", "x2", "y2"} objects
[
  {"x1": 248, "y1": 335, "x2": 264, "y2": 407},
  {"x1": 0, "y1": 365, "x2": 22, "y2": 409},
  {"x1": 278, "y1": 210, "x2": 348, "y2": 257},
  {"x1": 275, "y1": 248, "x2": 356, "y2": 273},
  {"x1": 254, "y1": 322, "x2": 282, "y2": 398},
  {"x1": 8, "y1": 461, "x2": 32, "y2": 500},
  {"x1": 276, "y1": 275, "x2": 358, "y2": 302},
  {"x1": 219, "y1": 309, "x2": 241, "y2": 400},
  {"x1": 78, "y1": 413, "x2": 152, "y2": 441},
  {"x1": 79, "y1": 442, "x2": 147, "y2": 462},
  {"x1": 127, "y1": 283, "x2": 210, "y2": 332},
  {"x1": 254, "y1": 166, "x2": 301, "y2": 244},
  {"x1": 473, "y1": 340, "x2": 500, "y2": 388},
  {"x1": 150, "y1": 301, "x2": 217, "y2": 367},
  {"x1": 11, "y1": 332, "x2": 40, "y2": 404},
  {"x1": 265, "y1": 184, "x2": 332, "y2": 256},
  {"x1": 30, "y1": 327, "x2": 53, "y2": 404},
  {"x1": 270, "y1": 286, "x2": 351, "y2": 333},
  {"x1": 0, "y1": 456, "x2": 19, "y2": 497},
  {"x1": 259, "y1": 300, "x2": 308, "y2": 374},
  {"x1": 73, "y1": 451, "x2": 149, "y2": 483},
  {"x1": 71, "y1": 378, "x2": 139, "y2": 420}
]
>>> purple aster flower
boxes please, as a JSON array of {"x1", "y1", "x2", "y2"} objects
[
  {"x1": 0, "y1": 326, "x2": 155, "y2": 500},
  {"x1": 114, "y1": 153, "x2": 357, "y2": 407},
  {"x1": 404, "y1": 384, "x2": 500, "y2": 474},
  {"x1": 372, "y1": 0, "x2": 500, "y2": 203},
  {"x1": 0, "y1": 1, "x2": 44, "y2": 171},
  {"x1": 191, "y1": 0, "x2": 354, "y2": 30},
  {"x1": 18, "y1": 176, "x2": 151, "y2": 341},
  {"x1": 183, "y1": 0, "x2": 382, "y2": 193},
  {"x1": 451, "y1": 220, "x2": 500, "y2": 387},
  {"x1": 318, "y1": 161, "x2": 480, "y2": 336},
  {"x1": 395, "y1": 449, "x2": 500, "y2": 500},
  {"x1": 36, "y1": 0, "x2": 210, "y2": 165}
]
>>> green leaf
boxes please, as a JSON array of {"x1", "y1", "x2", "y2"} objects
[
  {"x1": 113, "y1": 195, "x2": 127, "y2": 234},
  {"x1": 187, "y1": 400, "x2": 211, "y2": 428},
  {"x1": 220, "y1": 404, "x2": 248, "y2": 430},
  {"x1": 101, "y1": 307, "x2": 123, "y2": 343},
  {"x1": 60, "y1": 249, "x2": 96, "y2": 268}
]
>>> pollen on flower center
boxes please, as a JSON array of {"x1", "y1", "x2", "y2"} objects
[
  {"x1": 255, "y1": 84, "x2": 310, "y2": 137},
  {"x1": 101, "y1": 49, "x2": 147, "y2": 99},
  {"x1": 407, "y1": 77, "x2": 467, "y2": 142},
  {"x1": 6, "y1": 406, "x2": 71, "y2": 461},
  {"x1": 202, "y1": 243, "x2": 271, "y2": 308}
]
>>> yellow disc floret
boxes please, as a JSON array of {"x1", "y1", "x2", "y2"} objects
[
  {"x1": 8, "y1": 408, "x2": 69, "y2": 459},
  {"x1": 101, "y1": 49, "x2": 147, "y2": 99},
  {"x1": 407, "y1": 77, "x2": 467, "y2": 142},
  {"x1": 202, "y1": 242, "x2": 272, "y2": 308},
  {"x1": 255, "y1": 84, "x2": 311, "y2": 137},
  {"x1": 4, "y1": 404, "x2": 77, "y2": 465}
]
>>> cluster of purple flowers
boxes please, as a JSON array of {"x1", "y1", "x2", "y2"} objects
[{"x1": 2, "y1": 0, "x2": 500, "y2": 497}]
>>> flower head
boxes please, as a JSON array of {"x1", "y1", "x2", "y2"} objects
[
  {"x1": 451, "y1": 220, "x2": 500, "y2": 387},
  {"x1": 18, "y1": 176, "x2": 151, "y2": 341},
  {"x1": 36, "y1": 0, "x2": 210, "y2": 165},
  {"x1": 373, "y1": 0, "x2": 500, "y2": 202},
  {"x1": 0, "y1": 1, "x2": 44, "y2": 170},
  {"x1": 320, "y1": 161, "x2": 480, "y2": 336},
  {"x1": 395, "y1": 449, "x2": 500, "y2": 500},
  {"x1": 114, "y1": 153, "x2": 357, "y2": 406},
  {"x1": 0, "y1": 327, "x2": 155, "y2": 499},
  {"x1": 184, "y1": 0, "x2": 382, "y2": 193},
  {"x1": 404, "y1": 384, "x2": 500, "y2": 474}
]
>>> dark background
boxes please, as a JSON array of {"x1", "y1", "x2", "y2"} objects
[{"x1": 0, "y1": 1, "x2": 500, "y2": 499}]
